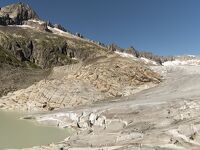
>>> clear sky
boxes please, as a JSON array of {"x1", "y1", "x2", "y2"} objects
[{"x1": 0, "y1": 0, "x2": 200, "y2": 55}]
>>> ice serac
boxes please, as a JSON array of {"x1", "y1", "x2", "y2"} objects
[{"x1": 0, "y1": 2, "x2": 39, "y2": 25}]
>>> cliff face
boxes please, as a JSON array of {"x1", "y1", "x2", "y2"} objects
[
  {"x1": 0, "y1": 25, "x2": 110, "y2": 68},
  {"x1": 0, "y1": 2, "x2": 39, "y2": 25}
]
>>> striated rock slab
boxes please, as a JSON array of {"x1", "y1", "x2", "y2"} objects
[{"x1": 0, "y1": 55, "x2": 161, "y2": 112}]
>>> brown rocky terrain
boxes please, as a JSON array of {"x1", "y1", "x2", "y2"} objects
[
  {"x1": 0, "y1": 66, "x2": 49, "y2": 97},
  {"x1": 0, "y1": 25, "x2": 108, "y2": 69},
  {"x1": 0, "y1": 55, "x2": 161, "y2": 112},
  {"x1": 0, "y1": 23, "x2": 108, "y2": 97},
  {"x1": 0, "y1": 2, "x2": 110, "y2": 97},
  {"x1": 0, "y1": 2, "x2": 164, "y2": 99}
]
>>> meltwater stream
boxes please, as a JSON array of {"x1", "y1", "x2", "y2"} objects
[{"x1": 0, "y1": 111, "x2": 70, "y2": 149}]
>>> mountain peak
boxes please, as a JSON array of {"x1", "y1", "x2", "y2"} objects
[{"x1": 0, "y1": 2, "x2": 39, "y2": 25}]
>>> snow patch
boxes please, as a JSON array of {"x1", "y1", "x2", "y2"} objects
[
  {"x1": 8, "y1": 24, "x2": 35, "y2": 29},
  {"x1": 115, "y1": 51, "x2": 158, "y2": 65},
  {"x1": 115, "y1": 51, "x2": 137, "y2": 59},
  {"x1": 187, "y1": 55, "x2": 196, "y2": 58},
  {"x1": 9, "y1": 23, "x2": 108, "y2": 50},
  {"x1": 28, "y1": 19, "x2": 45, "y2": 25},
  {"x1": 140, "y1": 57, "x2": 158, "y2": 65},
  {"x1": 48, "y1": 26, "x2": 89, "y2": 41}
]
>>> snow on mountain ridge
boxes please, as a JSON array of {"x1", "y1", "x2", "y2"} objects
[
  {"x1": 114, "y1": 51, "x2": 159, "y2": 65},
  {"x1": 163, "y1": 59, "x2": 200, "y2": 66},
  {"x1": 114, "y1": 51, "x2": 137, "y2": 59},
  {"x1": 140, "y1": 57, "x2": 158, "y2": 65}
]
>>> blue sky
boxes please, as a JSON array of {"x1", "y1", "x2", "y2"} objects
[{"x1": 0, "y1": 0, "x2": 200, "y2": 55}]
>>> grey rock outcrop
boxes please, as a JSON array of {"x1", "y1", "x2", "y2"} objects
[
  {"x1": 23, "y1": 20, "x2": 49, "y2": 32},
  {"x1": 0, "y1": 2, "x2": 39, "y2": 25}
]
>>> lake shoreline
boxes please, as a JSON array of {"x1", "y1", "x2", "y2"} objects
[{"x1": 0, "y1": 110, "x2": 71, "y2": 150}]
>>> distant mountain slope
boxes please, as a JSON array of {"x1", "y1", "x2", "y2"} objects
[
  {"x1": 0, "y1": 25, "x2": 109, "y2": 68},
  {"x1": 0, "y1": 2, "x2": 172, "y2": 69},
  {"x1": 0, "y1": 2, "x2": 110, "y2": 69},
  {"x1": 0, "y1": 2, "x2": 162, "y2": 101}
]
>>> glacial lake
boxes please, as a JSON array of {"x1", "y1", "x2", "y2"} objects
[{"x1": 0, "y1": 111, "x2": 70, "y2": 149}]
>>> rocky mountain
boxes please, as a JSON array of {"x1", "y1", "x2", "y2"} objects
[
  {"x1": 0, "y1": 2, "x2": 171, "y2": 70},
  {"x1": 0, "y1": 2, "x2": 111, "y2": 96},
  {"x1": 0, "y1": 2, "x2": 39, "y2": 25},
  {"x1": 0, "y1": 2, "x2": 162, "y2": 105},
  {"x1": 0, "y1": 25, "x2": 108, "y2": 68},
  {"x1": 0, "y1": 2, "x2": 110, "y2": 69}
]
